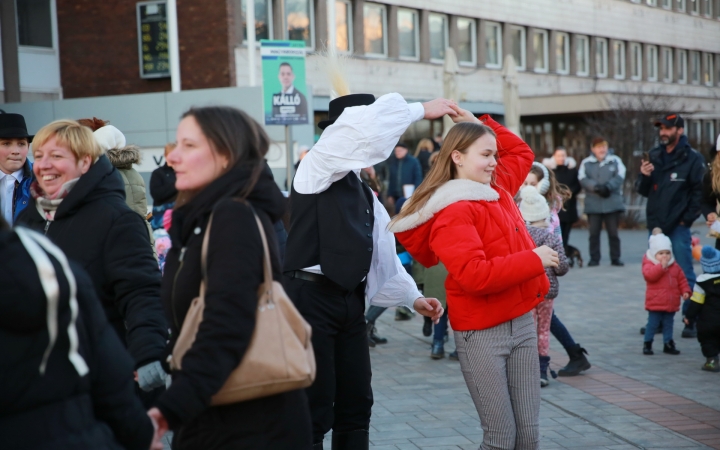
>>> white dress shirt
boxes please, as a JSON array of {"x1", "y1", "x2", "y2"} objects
[
  {"x1": 0, "y1": 169, "x2": 23, "y2": 225},
  {"x1": 293, "y1": 93, "x2": 424, "y2": 310}
]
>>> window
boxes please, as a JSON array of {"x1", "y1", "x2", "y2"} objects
[
  {"x1": 363, "y1": 3, "x2": 387, "y2": 57},
  {"x1": 677, "y1": 0, "x2": 687, "y2": 11},
  {"x1": 691, "y1": 50, "x2": 701, "y2": 84},
  {"x1": 678, "y1": 49, "x2": 688, "y2": 83},
  {"x1": 509, "y1": 25, "x2": 526, "y2": 71},
  {"x1": 703, "y1": 0, "x2": 713, "y2": 16},
  {"x1": 661, "y1": 0, "x2": 672, "y2": 8},
  {"x1": 335, "y1": 0, "x2": 352, "y2": 53},
  {"x1": 596, "y1": 38, "x2": 608, "y2": 77},
  {"x1": 457, "y1": 18, "x2": 477, "y2": 66},
  {"x1": 485, "y1": 22, "x2": 502, "y2": 69},
  {"x1": 397, "y1": 8, "x2": 419, "y2": 60},
  {"x1": 555, "y1": 32, "x2": 570, "y2": 74},
  {"x1": 285, "y1": 0, "x2": 313, "y2": 47},
  {"x1": 613, "y1": 41, "x2": 626, "y2": 79},
  {"x1": 429, "y1": 13, "x2": 448, "y2": 62},
  {"x1": 242, "y1": 0, "x2": 273, "y2": 42},
  {"x1": 704, "y1": 52, "x2": 715, "y2": 85},
  {"x1": 630, "y1": 43, "x2": 642, "y2": 80},
  {"x1": 17, "y1": 0, "x2": 53, "y2": 48},
  {"x1": 647, "y1": 45, "x2": 658, "y2": 81},
  {"x1": 576, "y1": 35, "x2": 590, "y2": 76},
  {"x1": 646, "y1": 0, "x2": 657, "y2": 5},
  {"x1": 690, "y1": 0, "x2": 700, "y2": 14},
  {"x1": 662, "y1": 47, "x2": 673, "y2": 82},
  {"x1": 533, "y1": 30, "x2": 549, "y2": 73}
]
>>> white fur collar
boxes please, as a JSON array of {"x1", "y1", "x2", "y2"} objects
[
  {"x1": 645, "y1": 250, "x2": 675, "y2": 266},
  {"x1": 388, "y1": 179, "x2": 499, "y2": 233}
]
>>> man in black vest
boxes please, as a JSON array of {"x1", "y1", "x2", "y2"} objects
[{"x1": 284, "y1": 93, "x2": 452, "y2": 449}]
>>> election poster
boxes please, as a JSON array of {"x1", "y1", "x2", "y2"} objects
[{"x1": 261, "y1": 40, "x2": 309, "y2": 126}]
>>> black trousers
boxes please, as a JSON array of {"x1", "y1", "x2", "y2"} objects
[
  {"x1": 559, "y1": 221, "x2": 573, "y2": 247},
  {"x1": 284, "y1": 276, "x2": 373, "y2": 444},
  {"x1": 587, "y1": 212, "x2": 621, "y2": 263},
  {"x1": 698, "y1": 324, "x2": 720, "y2": 358}
]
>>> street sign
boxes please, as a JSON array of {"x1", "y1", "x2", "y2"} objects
[
  {"x1": 137, "y1": 1, "x2": 170, "y2": 79},
  {"x1": 261, "y1": 40, "x2": 309, "y2": 126}
]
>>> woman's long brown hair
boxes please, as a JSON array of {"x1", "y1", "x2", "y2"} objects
[
  {"x1": 712, "y1": 153, "x2": 720, "y2": 194},
  {"x1": 390, "y1": 122, "x2": 495, "y2": 225}
]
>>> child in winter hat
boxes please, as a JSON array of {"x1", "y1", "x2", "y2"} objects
[
  {"x1": 685, "y1": 246, "x2": 720, "y2": 372},
  {"x1": 520, "y1": 186, "x2": 569, "y2": 387},
  {"x1": 641, "y1": 228, "x2": 691, "y2": 356}
]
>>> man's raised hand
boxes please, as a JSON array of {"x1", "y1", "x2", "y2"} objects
[
  {"x1": 422, "y1": 98, "x2": 458, "y2": 120},
  {"x1": 413, "y1": 297, "x2": 444, "y2": 323}
]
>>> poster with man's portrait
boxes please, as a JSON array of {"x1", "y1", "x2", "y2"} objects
[{"x1": 261, "y1": 40, "x2": 309, "y2": 126}]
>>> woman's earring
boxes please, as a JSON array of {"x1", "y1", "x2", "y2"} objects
[{"x1": 459, "y1": 163, "x2": 463, "y2": 167}]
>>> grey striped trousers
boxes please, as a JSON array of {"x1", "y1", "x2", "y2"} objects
[{"x1": 455, "y1": 312, "x2": 540, "y2": 450}]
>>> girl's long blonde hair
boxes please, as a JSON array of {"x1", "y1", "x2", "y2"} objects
[
  {"x1": 391, "y1": 122, "x2": 495, "y2": 225},
  {"x1": 414, "y1": 138, "x2": 434, "y2": 157},
  {"x1": 712, "y1": 153, "x2": 720, "y2": 194}
]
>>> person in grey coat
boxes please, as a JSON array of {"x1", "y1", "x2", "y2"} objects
[{"x1": 578, "y1": 137, "x2": 626, "y2": 267}]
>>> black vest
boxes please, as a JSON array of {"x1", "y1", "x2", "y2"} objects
[{"x1": 284, "y1": 172, "x2": 375, "y2": 291}]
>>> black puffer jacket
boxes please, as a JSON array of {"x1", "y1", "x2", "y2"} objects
[
  {"x1": 150, "y1": 163, "x2": 178, "y2": 206},
  {"x1": 0, "y1": 228, "x2": 153, "y2": 450},
  {"x1": 686, "y1": 273, "x2": 720, "y2": 335},
  {"x1": 156, "y1": 163, "x2": 311, "y2": 449},
  {"x1": 636, "y1": 135, "x2": 706, "y2": 232},
  {"x1": 16, "y1": 155, "x2": 167, "y2": 369}
]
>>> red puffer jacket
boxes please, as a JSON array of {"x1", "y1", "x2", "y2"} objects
[
  {"x1": 642, "y1": 254, "x2": 691, "y2": 312},
  {"x1": 390, "y1": 116, "x2": 549, "y2": 331}
]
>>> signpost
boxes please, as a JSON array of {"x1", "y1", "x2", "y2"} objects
[
  {"x1": 261, "y1": 40, "x2": 308, "y2": 188},
  {"x1": 137, "y1": 1, "x2": 170, "y2": 79}
]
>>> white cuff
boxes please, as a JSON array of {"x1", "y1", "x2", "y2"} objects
[
  {"x1": 404, "y1": 288, "x2": 422, "y2": 311},
  {"x1": 408, "y1": 103, "x2": 425, "y2": 123}
]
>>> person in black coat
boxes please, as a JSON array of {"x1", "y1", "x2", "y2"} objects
[
  {"x1": 150, "y1": 143, "x2": 178, "y2": 230},
  {"x1": 0, "y1": 219, "x2": 156, "y2": 450},
  {"x1": 543, "y1": 147, "x2": 581, "y2": 247},
  {"x1": 16, "y1": 120, "x2": 168, "y2": 394},
  {"x1": 148, "y1": 106, "x2": 312, "y2": 449}
]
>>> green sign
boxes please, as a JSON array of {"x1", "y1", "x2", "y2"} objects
[
  {"x1": 261, "y1": 40, "x2": 309, "y2": 126},
  {"x1": 137, "y1": 1, "x2": 170, "y2": 79}
]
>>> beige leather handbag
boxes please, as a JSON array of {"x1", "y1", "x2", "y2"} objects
[{"x1": 170, "y1": 206, "x2": 316, "y2": 405}]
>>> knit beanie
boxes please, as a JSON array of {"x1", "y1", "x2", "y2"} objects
[
  {"x1": 519, "y1": 185, "x2": 550, "y2": 223},
  {"x1": 701, "y1": 246, "x2": 720, "y2": 274},
  {"x1": 647, "y1": 227, "x2": 672, "y2": 261},
  {"x1": 93, "y1": 125, "x2": 126, "y2": 151}
]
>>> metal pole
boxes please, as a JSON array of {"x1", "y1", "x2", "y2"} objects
[
  {"x1": 285, "y1": 125, "x2": 294, "y2": 190},
  {"x1": 167, "y1": 0, "x2": 181, "y2": 92},
  {"x1": 246, "y1": 0, "x2": 257, "y2": 86},
  {"x1": 327, "y1": 0, "x2": 336, "y2": 52},
  {"x1": 0, "y1": 0, "x2": 21, "y2": 103}
]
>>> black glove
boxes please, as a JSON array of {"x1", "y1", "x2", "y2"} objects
[{"x1": 594, "y1": 184, "x2": 611, "y2": 198}]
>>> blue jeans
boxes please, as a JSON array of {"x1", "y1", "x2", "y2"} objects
[
  {"x1": 366, "y1": 305, "x2": 386, "y2": 324},
  {"x1": 550, "y1": 311, "x2": 576, "y2": 352},
  {"x1": 666, "y1": 225, "x2": 696, "y2": 316},
  {"x1": 645, "y1": 311, "x2": 675, "y2": 344},
  {"x1": 433, "y1": 308, "x2": 449, "y2": 343}
]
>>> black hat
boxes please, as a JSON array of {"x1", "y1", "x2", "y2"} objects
[
  {"x1": 0, "y1": 113, "x2": 33, "y2": 142},
  {"x1": 318, "y1": 94, "x2": 376, "y2": 130},
  {"x1": 654, "y1": 113, "x2": 684, "y2": 129}
]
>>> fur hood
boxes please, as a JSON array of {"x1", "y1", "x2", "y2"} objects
[
  {"x1": 388, "y1": 179, "x2": 499, "y2": 233},
  {"x1": 106, "y1": 145, "x2": 141, "y2": 170},
  {"x1": 542, "y1": 156, "x2": 577, "y2": 170}
]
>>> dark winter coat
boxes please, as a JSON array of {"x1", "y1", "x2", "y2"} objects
[
  {"x1": 579, "y1": 154, "x2": 626, "y2": 214},
  {"x1": 550, "y1": 162, "x2": 581, "y2": 223},
  {"x1": 156, "y1": 163, "x2": 311, "y2": 449},
  {"x1": 417, "y1": 149, "x2": 432, "y2": 177},
  {"x1": 0, "y1": 229, "x2": 153, "y2": 450},
  {"x1": 636, "y1": 135, "x2": 706, "y2": 232},
  {"x1": 388, "y1": 154, "x2": 423, "y2": 199},
  {"x1": 687, "y1": 273, "x2": 720, "y2": 335},
  {"x1": 16, "y1": 155, "x2": 167, "y2": 369},
  {"x1": 150, "y1": 163, "x2": 178, "y2": 206}
]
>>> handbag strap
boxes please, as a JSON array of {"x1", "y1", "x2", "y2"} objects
[{"x1": 199, "y1": 200, "x2": 274, "y2": 305}]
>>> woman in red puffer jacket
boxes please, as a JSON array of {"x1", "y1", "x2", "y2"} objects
[{"x1": 389, "y1": 107, "x2": 558, "y2": 450}]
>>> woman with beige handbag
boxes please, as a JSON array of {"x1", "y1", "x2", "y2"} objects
[{"x1": 148, "y1": 106, "x2": 313, "y2": 449}]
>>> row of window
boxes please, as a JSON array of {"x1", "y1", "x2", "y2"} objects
[
  {"x1": 242, "y1": 0, "x2": 719, "y2": 86},
  {"x1": 632, "y1": 0, "x2": 719, "y2": 18}
]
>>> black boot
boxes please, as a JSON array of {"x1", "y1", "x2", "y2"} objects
[
  {"x1": 663, "y1": 340, "x2": 680, "y2": 355},
  {"x1": 331, "y1": 429, "x2": 369, "y2": 450},
  {"x1": 422, "y1": 316, "x2": 432, "y2": 337},
  {"x1": 558, "y1": 344, "x2": 591, "y2": 376},
  {"x1": 365, "y1": 322, "x2": 376, "y2": 348},
  {"x1": 682, "y1": 321, "x2": 697, "y2": 338},
  {"x1": 539, "y1": 355, "x2": 550, "y2": 387},
  {"x1": 313, "y1": 443, "x2": 324, "y2": 450},
  {"x1": 702, "y1": 357, "x2": 720, "y2": 372},
  {"x1": 369, "y1": 324, "x2": 387, "y2": 345},
  {"x1": 643, "y1": 341, "x2": 654, "y2": 355},
  {"x1": 431, "y1": 340, "x2": 445, "y2": 359}
]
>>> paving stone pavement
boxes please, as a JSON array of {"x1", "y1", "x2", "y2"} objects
[{"x1": 320, "y1": 226, "x2": 720, "y2": 450}]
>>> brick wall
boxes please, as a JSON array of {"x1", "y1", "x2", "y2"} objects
[{"x1": 57, "y1": 0, "x2": 234, "y2": 99}]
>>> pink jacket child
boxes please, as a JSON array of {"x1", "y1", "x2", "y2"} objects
[{"x1": 642, "y1": 229, "x2": 691, "y2": 313}]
